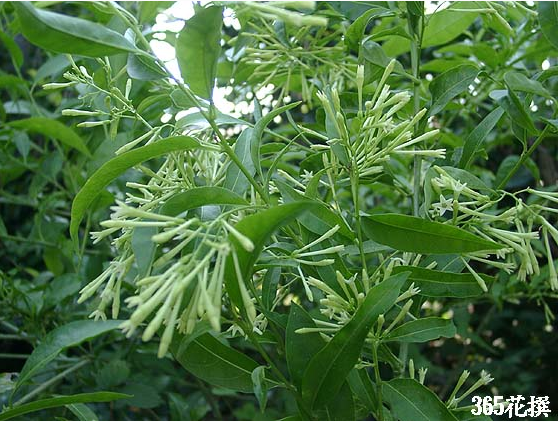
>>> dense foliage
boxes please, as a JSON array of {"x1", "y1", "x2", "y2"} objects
[{"x1": 0, "y1": 1, "x2": 557, "y2": 420}]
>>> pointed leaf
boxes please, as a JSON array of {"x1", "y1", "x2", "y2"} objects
[
  {"x1": 177, "y1": 6, "x2": 223, "y2": 99},
  {"x1": 429, "y1": 65, "x2": 478, "y2": 116},
  {"x1": 0, "y1": 392, "x2": 130, "y2": 421},
  {"x1": 382, "y1": 378, "x2": 457, "y2": 421},
  {"x1": 15, "y1": 320, "x2": 123, "y2": 391},
  {"x1": 8, "y1": 117, "x2": 90, "y2": 156},
  {"x1": 362, "y1": 214, "x2": 504, "y2": 254},
  {"x1": 302, "y1": 272, "x2": 409, "y2": 409},
  {"x1": 159, "y1": 187, "x2": 248, "y2": 217},
  {"x1": 392, "y1": 266, "x2": 489, "y2": 298},
  {"x1": 223, "y1": 202, "x2": 318, "y2": 313},
  {"x1": 459, "y1": 108, "x2": 504, "y2": 168},
  {"x1": 385, "y1": 317, "x2": 456, "y2": 343},
  {"x1": 171, "y1": 332, "x2": 260, "y2": 393},
  {"x1": 70, "y1": 136, "x2": 204, "y2": 242},
  {"x1": 224, "y1": 128, "x2": 256, "y2": 195},
  {"x1": 13, "y1": 2, "x2": 138, "y2": 57}
]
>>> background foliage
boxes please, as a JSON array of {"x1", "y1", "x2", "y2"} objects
[{"x1": 0, "y1": 1, "x2": 557, "y2": 421}]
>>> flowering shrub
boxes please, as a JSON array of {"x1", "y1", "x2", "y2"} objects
[{"x1": 0, "y1": 1, "x2": 557, "y2": 420}]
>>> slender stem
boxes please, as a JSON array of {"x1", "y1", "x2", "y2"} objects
[
  {"x1": 0, "y1": 353, "x2": 29, "y2": 359},
  {"x1": 372, "y1": 342, "x2": 384, "y2": 420},
  {"x1": 496, "y1": 127, "x2": 550, "y2": 190},
  {"x1": 14, "y1": 360, "x2": 89, "y2": 406},
  {"x1": 399, "y1": 8, "x2": 424, "y2": 379}
]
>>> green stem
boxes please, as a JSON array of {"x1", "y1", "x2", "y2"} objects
[
  {"x1": 14, "y1": 360, "x2": 89, "y2": 406},
  {"x1": 372, "y1": 342, "x2": 384, "y2": 420},
  {"x1": 496, "y1": 127, "x2": 550, "y2": 190}
]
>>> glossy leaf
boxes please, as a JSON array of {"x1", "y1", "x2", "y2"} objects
[
  {"x1": 362, "y1": 214, "x2": 504, "y2": 254},
  {"x1": 302, "y1": 272, "x2": 408, "y2": 409},
  {"x1": 345, "y1": 7, "x2": 394, "y2": 51},
  {"x1": 459, "y1": 108, "x2": 504, "y2": 169},
  {"x1": 286, "y1": 303, "x2": 325, "y2": 390},
  {"x1": 13, "y1": 2, "x2": 138, "y2": 57},
  {"x1": 15, "y1": 320, "x2": 123, "y2": 391},
  {"x1": 385, "y1": 317, "x2": 456, "y2": 343},
  {"x1": 383, "y1": 5, "x2": 479, "y2": 55},
  {"x1": 177, "y1": 6, "x2": 223, "y2": 99},
  {"x1": 347, "y1": 368, "x2": 377, "y2": 417},
  {"x1": 0, "y1": 392, "x2": 130, "y2": 421},
  {"x1": 429, "y1": 65, "x2": 478, "y2": 115},
  {"x1": 171, "y1": 332, "x2": 260, "y2": 393},
  {"x1": 323, "y1": 381, "x2": 355, "y2": 421},
  {"x1": 392, "y1": 266, "x2": 489, "y2": 298},
  {"x1": 538, "y1": 1, "x2": 558, "y2": 49},
  {"x1": 490, "y1": 89, "x2": 538, "y2": 136},
  {"x1": 70, "y1": 136, "x2": 203, "y2": 241},
  {"x1": 224, "y1": 201, "x2": 317, "y2": 315},
  {"x1": 159, "y1": 187, "x2": 248, "y2": 216},
  {"x1": 382, "y1": 378, "x2": 457, "y2": 421},
  {"x1": 224, "y1": 128, "x2": 256, "y2": 195},
  {"x1": 8, "y1": 117, "x2": 90, "y2": 156},
  {"x1": 504, "y1": 71, "x2": 553, "y2": 99}
]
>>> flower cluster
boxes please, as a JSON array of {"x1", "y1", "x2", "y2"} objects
[
  {"x1": 429, "y1": 166, "x2": 558, "y2": 289},
  {"x1": 315, "y1": 60, "x2": 444, "y2": 181}
]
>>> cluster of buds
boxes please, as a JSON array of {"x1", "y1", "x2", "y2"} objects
[
  {"x1": 77, "y1": 136, "x2": 267, "y2": 356},
  {"x1": 296, "y1": 269, "x2": 421, "y2": 343},
  {"x1": 446, "y1": 370, "x2": 494, "y2": 409},
  {"x1": 44, "y1": 57, "x2": 145, "y2": 140},
  {"x1": 316, "y1": 60, "x2": 444, "y2": 181},
  {"x1": 429, "y1": 167, "x2": 558, "y2": 289},
  {"x1": 234, "y1": 2, "x2": 347, "y2": 104}
]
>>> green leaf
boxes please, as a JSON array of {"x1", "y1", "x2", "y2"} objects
[
  {"x1": 382, "y1": 378, "x2": 457, "y2": 421},
  {"x1": 70, "y1": 136, "x2": 204, "y2": 242},
  {"x1": 159, "y1": 187, "x2": 248, "y2": 217},
  {"x1": 131, "y1": 226, "x2": 157, "y2": 278},
  {"x1": 392, "y1": 266, "x2": 489, "y2": 298},
  {"x1": 459, "y1": 108, "x2": 504, "y2": 169},
  {"x1": 138, "y1": 1, "x2": 174, "y2": 24},
  {"x1": 0, "y1": 31, "x2": 23, "y2": 68},
  {"x1": 224, "y1": 202, "x2": 317, "y2": 315},
  {"x1": 262, "y1": 267, "x2": 281, "y2": 311},
  {"x1": 15, "y1": 320, "x2": 123, "y2": 392},
  {"x1": 490, "y1": 89, "x2": 538, "y2": 136},
  {"x1": 429, "y1": 65, "x2": 478, "y2": 116},
  {"x1": 8, "y1": 117, "x2": 91, "y2": 156},
  {"x1": 345, "y1": 7, "x2": 394, "y2": 52},
  {"x1": 362, "y1": 214, "x2": 504, "y2": 254},
  {"x1": 44, "y1": 274, "x2": 83, "y2": 308},
  {"x1": 251, "y1": 366, "x2": 268, "y2": 412},
  {"x1": 382, "y1": 5, "x2": 479, "y2": 55},
  {"x1": 65, "y1": 403, "x2": 98, "y2": 421},
  {"x1": 538, "y1": 1, "x2": 558, "y2": 49},
  {"x1": 171, "y1": 332, "x2": 260, "y2": 393},
  {"x1": 13, "y1": 2, "x2": 138, "y2": 57},
  {"x1": 250, "y1": 102, "x2": 300, "y2": 181},
  {"x1": 504, "y1": 71, "x2": 553, "y2": 99},
  {"x1": 275, "y1": 180, "x2": 354, "y2": 240},
  {"x1": 302, "y1": 272, "x2": 408, "y2": 409},
  {"x1": 0, "y1": 392, "x2": 130, "y2": 421},
  {"x1": 323, "y1": 381, "x2": 355, "y2": 421},
  {"x1": 347, "y1": 368, "x2": 377, "y2": 417},
  {"x1": 385, "y1": 317, "x2": 456, "y2": 343},
  {"x1": 286, "y1": 303, "x2": 325, "y2": 390},
  {"x1": 362, "y1": 41, "x2": 407, "y2": 76},
  {"x1": 177, "y1": 6, "x2": 223, "y2": 99},
  {"x1": 224, "y1": 128, "x2": 256, "y2": 195}
]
